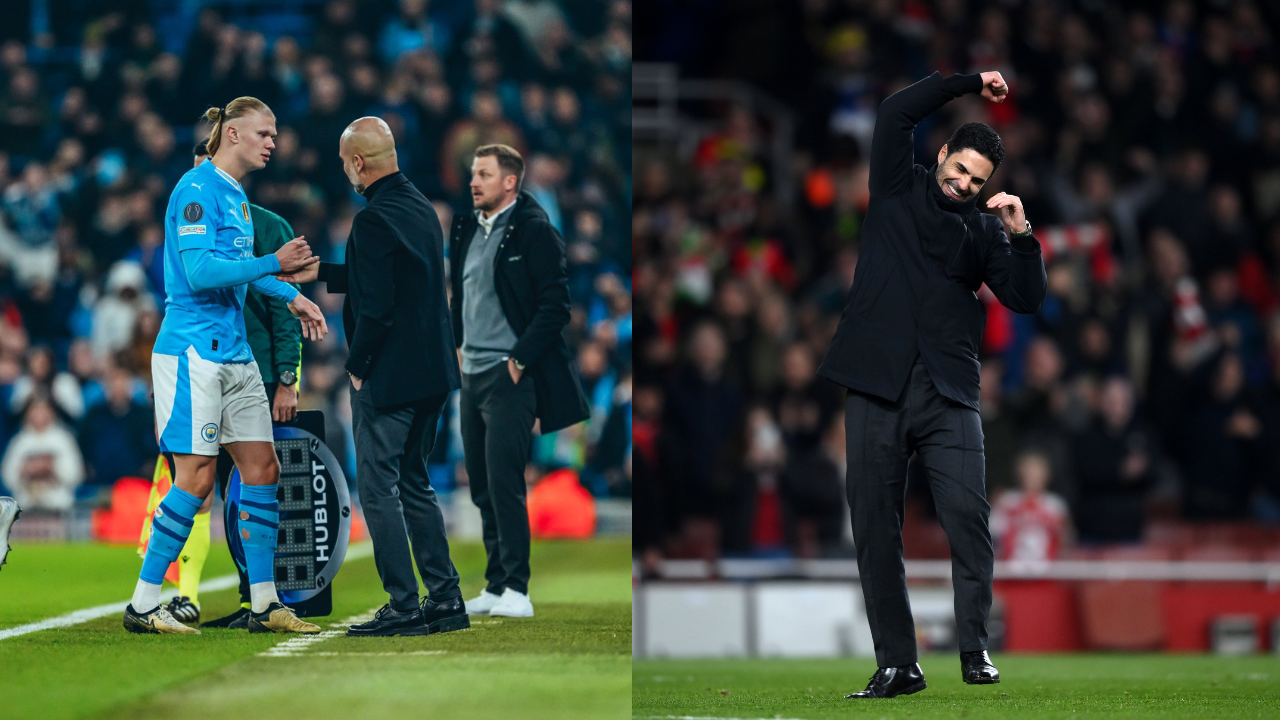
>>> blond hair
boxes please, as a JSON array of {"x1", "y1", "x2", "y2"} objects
[
  {"x1": 203, "y1": 97, "x2": 274, "y2": 157},
  {"x1": 475, "y1": 144, "x2": 525, "y2": 189}
]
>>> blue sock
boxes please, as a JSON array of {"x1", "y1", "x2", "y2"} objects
[
  {"x1": 238, "y1": 484, "x2": 279, "y2": 586},
  {"x1": 139, "y1": 486, "x2": 204, "y2": 584}
]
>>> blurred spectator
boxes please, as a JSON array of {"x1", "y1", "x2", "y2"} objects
[
  {"x1": 979, "y1": 359, "x2": 1019, "y2": 494},
  {"x1": 1073, "y1": 376, "x2": 1155, "y2": 543},
  {"x1": 771, "y1": 342, "x2": 839, "y2": 454},
  {"x1": 0, "y1": 161, "x2": 59, "y2": 287},
  {"x1": 781, "y1": 411, "x2": 846, "y2": 558},
  {"x1": 90, "y1": 260, "x2": 155, "y2": 362},
  {"x1": 1185, "y1": 352, "x2": 1259, "y2": 519},
  {"x1": 78, "y1": 362, "x2": 156, "y2": 491},
  {"x1": 663, "y1": 321, "x2": 743, "y2": 554},
  {"x1": 991, "y1": 450, "x2": 1070, "y2": 561},
  {"x1": 441, "y1": 90, "x2": 525, "y2": 193},
  {"x1": 1008, "y1": 336, "x2": 1076, "y2": 503},
  {"x1": 578, "y1": 339, "x2": 615, "y2": 441},
  {"x1": 1, "y1": 395, "x2": 83, "y2": 512},
  {"x1": 10, "y1": 344, "x2": 83, "y2": 423}
]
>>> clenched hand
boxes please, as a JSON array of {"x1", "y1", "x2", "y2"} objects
[
  {"x1": 979, "y1": 71, "x2": 1008, "y2": 103},
  {"x1": 275, "y1": 236, "x2": 318, "y2": 273}
]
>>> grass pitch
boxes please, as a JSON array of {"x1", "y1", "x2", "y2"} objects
[
  {"x1": 0, "y1": 538, "x2": 630, "y2": 720},
  {"x1": 633, "y1": 655, "x2": 1280, "y2": 719}
]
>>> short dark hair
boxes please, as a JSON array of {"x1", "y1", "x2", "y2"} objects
[
  {"x1": 193, "y1": 139, "x2": 209, "y2": 158},
  {"x1": 475, "y1": 144, "x2": 525, "y2": 189},
  {"x1": 944, "y1": 122, "x2": 1004, "y2": 174}
]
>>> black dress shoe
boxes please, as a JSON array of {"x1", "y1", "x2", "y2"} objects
[
  {"x1": 846, "y1": 663, "x2": 927, "y2": 699},
  {"x1": 347, "y1": 603, "x2": 429, "y2": 637},
  {"x1": 420, "y1": 596, "x2": 470, "y2": 635},
  {"x1": 961, "y1": 650, "x2": 1000, "y2": 684}
]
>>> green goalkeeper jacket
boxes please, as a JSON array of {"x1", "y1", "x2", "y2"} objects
[{"x1": 246, "y1": 203, "x2": 301, "y2": 387}]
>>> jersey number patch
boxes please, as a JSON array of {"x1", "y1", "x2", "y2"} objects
[{"x1": 183, "y1": 203, "x2": 203, "y2": 223}]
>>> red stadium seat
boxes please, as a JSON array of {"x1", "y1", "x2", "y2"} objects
[
  {"x1": 1077, "y1": 580, "x2": 1166, "y2": 650},
  {"x1": 90, "y1": 477, "x2": 152, "y2": 545}
]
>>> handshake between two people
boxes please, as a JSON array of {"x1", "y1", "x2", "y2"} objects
[{"x1": 274, "y1": 236, "x2": 328, "y2": 342}]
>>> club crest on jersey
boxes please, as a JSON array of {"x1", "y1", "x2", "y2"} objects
[
  {"x1": 183, "y1": 202, "x2": 203, "y2": 223},
  {"x1": 241, "y1": 202, "x2": 250, "y2": 222},
  {"x1": 202, "y1": 423, "x2": 219, "y2": 443}
]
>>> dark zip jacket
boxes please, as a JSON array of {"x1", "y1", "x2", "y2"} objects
[
  {"x1": 818, "y1": 72, "x2": 1048, "y2": 411},
  {"x1": 449, "y1": 191, "x2": 589, "y2": 433}
]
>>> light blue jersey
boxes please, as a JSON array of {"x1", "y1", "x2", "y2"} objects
[{"x1": 154, "y1": 160, "x2": 294, "y2": 364}]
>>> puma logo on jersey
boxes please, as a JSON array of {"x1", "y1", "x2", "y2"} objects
[{"x1": 190, "y1": 182, "x2": 204, "y2": 190}]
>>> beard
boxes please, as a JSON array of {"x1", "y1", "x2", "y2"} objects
[{"x1": 935, "y1": 170, "x2": 970, "y2": 200}]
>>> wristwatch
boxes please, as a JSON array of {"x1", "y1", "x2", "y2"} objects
[
  {"x1": 1011, "y1": 220, "x2": 1033, "y2": 237},
  {"x1": 279, "y1": 370, "x2": 297, "y2": 386},
  {"x1": 506, "y1": 356, "x2": 526, "y2": 371}
]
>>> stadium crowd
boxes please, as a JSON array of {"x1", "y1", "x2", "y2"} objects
[
  {"x1": 0, "y1": 0, "x2": 633, "y2": 515},
  {"x1": 635, "y1": 0, "x2": 1280, "y2": 564}
]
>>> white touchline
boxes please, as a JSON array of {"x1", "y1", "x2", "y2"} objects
[
  {"x1": 0, "y1": 542, "x2": 374, "y2": 642},
  {"x1": 636, "y1": 716, "x2": 811, "y2": 720},
  {"x1": 258, "y1": 606, "x2": 380, "y2": 657}
]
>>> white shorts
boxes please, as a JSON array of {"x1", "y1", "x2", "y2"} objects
[{"x1": 152, "y1": 347, "x2": 273, "y2": 456}]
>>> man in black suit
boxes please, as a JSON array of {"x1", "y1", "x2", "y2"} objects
[
  {"x1": 276, "y1": 117, "x2": 468, "y2": 637},
  {"x1": 817, "y1": 72, "x2": 1046, "y2": 698},
  {"x1": 449, "y1": 144, "x2": 589, "y2": 618}
]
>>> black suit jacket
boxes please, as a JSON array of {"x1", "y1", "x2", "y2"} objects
[
  {"x1": 817, "y1": 72, "x2": 1047, "y2": 410},
  {"x1": 449, "y1": 191, "x2": 589, "y2": 433},
  {"x1": 318, "y1": 172, "x2": 461, "y2": 409}
]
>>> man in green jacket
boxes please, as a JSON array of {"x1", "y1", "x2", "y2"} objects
[{"x1": 155, "y1": 140, "x2": 303, "y2": 628}]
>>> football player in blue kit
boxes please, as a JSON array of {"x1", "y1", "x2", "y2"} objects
[{"x1": 124, "y1": 96, "x2": 329, "y2": 635}]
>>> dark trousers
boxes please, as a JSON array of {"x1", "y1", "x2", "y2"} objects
[
  {"x1": 461, "y1": 363, "x2": 537, "y2": 595},
  {"x1": 353, "y1": 387, "x2": 461, "y2": 611},
  {"x1": 846, "y1": 357, "x2": 992, "y2": 667}
]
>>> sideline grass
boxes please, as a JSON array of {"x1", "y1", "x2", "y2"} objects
[
  {"x1": 0, "y1": 543, "x2": 239, "y2": 629},
  {"x1": 633, "y1": 655, "x2": 1280, "y2": 719},
  {"x1": 0, "y1": 539, "x2": 630, "y2": 720}
]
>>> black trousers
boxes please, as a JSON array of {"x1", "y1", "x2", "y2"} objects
[
  {"x1": 353, "y1": 388, "x2": 461, "y2": 611},
  {"x1": 846, "y1": 357, "x2": 992, "y2": 667},
  {"x1": 460, "y1": 363, "x2": 537, "y2": 595}
]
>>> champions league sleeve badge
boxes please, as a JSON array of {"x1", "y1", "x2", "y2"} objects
[{"x1": 225, "y1": 417, "x2": 350, "y2": 617}]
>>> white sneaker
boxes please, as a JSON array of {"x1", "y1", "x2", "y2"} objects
[
  {"x1": 0, "y1": 497, "x2": 19, "y2": 571},
  {"x1": 465, "y1": 590, "x2": 503, "y2": 616},
  {"x1": 489, "y1": 588, "x2": 534, "y2": 618}
]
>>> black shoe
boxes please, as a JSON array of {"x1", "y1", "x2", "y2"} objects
[
  {"x1": 122, "y1": 603, "x2": 200, "y2": 635},
  {"x1": 961, "y1": 650, "x2": 1000, "y2": 684},
  {"x1": 200, "y1": 607, "x2": 250, "y2": 629},
  {"x1": 346, "y1": 603, "x2": 429, "y2": 637},
  {"x1": 420, "y1": 596, "x2": 470, "y2": 635},
  {"x1": 165, "y1": 596, "x2": 200, "y2": 625},
  {"x1": 846, "y1": 664, "x2": 927, "y2": 699}
]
